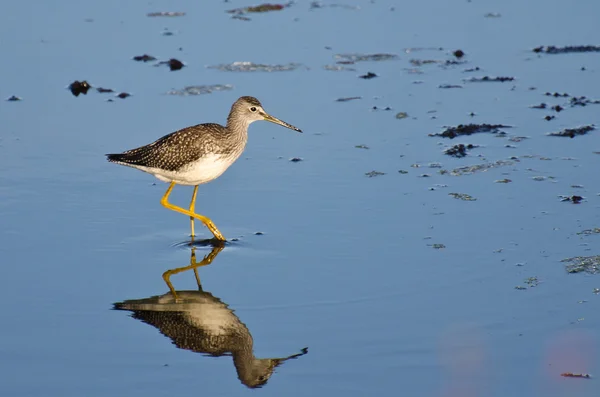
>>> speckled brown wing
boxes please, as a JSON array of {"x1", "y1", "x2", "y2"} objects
[
  {"x1": 127, "y1": 310, "x2": 236, "y2": 356},
  {"x1": 106, "y1": 123, "x2": 228, "y2": 172}
]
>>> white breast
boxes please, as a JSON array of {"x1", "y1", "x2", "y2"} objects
[{"x1": 138, "y1": 154, "x2": 237, "y2": 186}]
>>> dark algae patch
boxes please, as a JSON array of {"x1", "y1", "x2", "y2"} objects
[
  {"x1": 430, "y1": 123, "x2": 511, "y2": 139},
  {"x1": 227, "y1": 3, "x2": 288, "y2": 15},
  {"x1": 547, "y1": 125, "x2": 594, "y2": 138},
  {"x1": 464, "y1": 76, "x2": 515, "y2": 83},
  {"x1": 147, "y1": 11, "x2": 186, "y2": 17},
  {"x1": 133, "y1": 54, "x2": 157, "y2": 62},
  {"x1": 69, "y1": 80, "x2": 91, "y2": 96},
  {"x1": 365, "y1": 171, "x2": 385, "y2": 178},
  {"x1": 359, "y1": 72, "x2": 377, "y2": 79},
  {"x1": 559, "y1": 195, "x2": 583, "y2": 204},
  {"x1": 561, "y1": 373, "x2": 591, "y2": 379},
  {"x1": 448, "y1": 193, "x2": 476, "y2": 201},
  {"x1": 444, "y1": 144, "x2": 477, "y2": 158},
  {"x1": 563, "y1": 255, "x2": 600, "y2": 274},
  {"x1": 533, "y1": 45, "x2": 600, "y2": 54}
]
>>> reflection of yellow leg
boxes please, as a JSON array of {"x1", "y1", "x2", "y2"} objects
[
  {"x1": 160, "y1": 181, "x2": 226, "y2": 241},
  {"x1": 162, "y1": 245, "x2": 224, "y2": 301}
]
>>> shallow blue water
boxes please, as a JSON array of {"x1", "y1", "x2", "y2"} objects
[{"x1": 1, "y1": 1, "x2": 599, "y2": 396}]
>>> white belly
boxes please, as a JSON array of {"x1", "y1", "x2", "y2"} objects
[{"x1": 136, "y1": 154, "x2": 235, "y2": 185}]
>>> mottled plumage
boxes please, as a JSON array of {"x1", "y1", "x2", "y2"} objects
[{"x1": 107, "y1": 123, "x2": 241, "y2": 172}]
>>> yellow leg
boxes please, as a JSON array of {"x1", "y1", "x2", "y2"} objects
[
  {"x1": 189, "y1": 185, "x2": 199, "y2": 237},
  {"x1": 160, "y1": 182, "x2": 226, "y2": 241},
  {"x1": 162, "y1": 245, "x2": 224, "y2": 301}
]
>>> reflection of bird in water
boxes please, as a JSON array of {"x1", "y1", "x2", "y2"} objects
[{"x1": 113, "y1": 245, "x2": 307, "y2": 388}]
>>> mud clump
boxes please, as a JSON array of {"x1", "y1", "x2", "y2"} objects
[
  {"x1": 547, "y1": 125, "x2": 594, "y2": 138},
  {"x1": 69, "y1": 80, "x2": 91, "y2": 96},
  {"x1": 430, "y1": 123, "x2": 511, "y2": 139},
  {"x1": 453, "y1": 49, "x2": 465, "y2": 58},
  {"x1": 533, "y1": 45, "x2": 600, "y2": 54},
  {"x1": 156, "y1": 58, "x2": 185, "y2": 71}
]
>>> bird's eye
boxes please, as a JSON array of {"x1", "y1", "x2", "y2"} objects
[{"x1": 250, "y1": 107, "x2": 257, "y2": 112}]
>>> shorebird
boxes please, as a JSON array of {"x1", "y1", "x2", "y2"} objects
[{"x1": 106, "y1": 96, "x2": 301, "y2": 240}]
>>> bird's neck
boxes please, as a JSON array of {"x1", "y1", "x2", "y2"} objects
[
  {"x1": 226, "y1": 114, "x2": 251, "y2": 137},
  {"x1": 232, "y1": 344, "x2": 257, "y2": 383}
]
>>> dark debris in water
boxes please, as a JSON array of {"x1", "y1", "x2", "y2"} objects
[
  {"x1": 453, "y1": 49, "x2": 465, "y2": 58},
  {"x1": 515, "y1": 276, "x2": 539, "y2": 290},
  {"x1": 561, "y1": 373, "x2": 591, "y2": 379},
  {"x1": 133, "y1": 54, "x2": 157, "y2": 62},
  {"x1": 334, "y1": 53, "x2": 399, "y2": 63},
  {"x1": 395, "y1": 112, "x2": 409, "y2": 119},
  {"x1": 208, "y1": 61, "x2": 302, "y2": 72},
  {"x1": 166, "y1": 84, "x2": 233, "y2": 96},
  {"x1": 323, "y1": 64, "x2": 356, "y2": 72},
  {"x1": 6, "y1": 95, "x2": 22, "y2": 101},
  {"x1": 147, "y1": 11, "x2": 186, "y2": 17},
  {"x1": 359, "y1": 72, "x2": 377, "y2": 79},
  {"x1": 570, "y1": 96, "x2": 600, "y2": 107},
  {"x1": 431, "y1": 123, "x2": 511, "y2": 139},
  {"x1": 365, "y1": 170, "x2": 386, "y2": 178},
  {"x1": 69, "y1": 80, "x2": 91, "y2": 96},
  {"x1": 336, "y1": 96, "x2": 361, "y2": 102},
  {"x1": 559, "y1": 195, "x2": 583, "y2": 204},
  {"x1": 156, "y1": 58, "x2": 185, "y2": 71},
  {"x1": 444, "y1": 143, "x2": 477, "y2": 158},
  {"x1": 533, "y1": 45, "x2": 600, "y2": 54},
  {"x1": 448, "y1": 192, "x2": 476, "y2": 201},
  {"x1": 96, "y1": 87, "x2": 114, "y2": 93},
  {"x1": 547, "y1": 125, "x2": 594, "y2": 138},
  {"x1": 450, "y1": 160, "x2": 514, "y2": 176},
  {"x1": 563, "y1": 255, "x2": 600, "y2": 274},
  {"x1": 464, "y1": 76, "x2": 514, "y2": 83},
  {"x1": 116, "y1": 92, "x2": 131, "y2": 99},
  {"x1": 355, "y1": 144, "x2": 369, "y2": 149},
  {"x1": 227, "y1": 3, "x2": 288, "y2": 15},
  {"x1": 289, "y1": 157, "x2": 303, "y2": 162},
  {"x1": 577, "y1": 228, "x2": 600, "y2": 236},
  {"x1": 439, "y1": 84, "x2": 463, "y2": 89}
]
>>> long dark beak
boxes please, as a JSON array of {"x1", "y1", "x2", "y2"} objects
[{"x1": 262, "y1": 112, "x2": 302, "y2": 133}]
